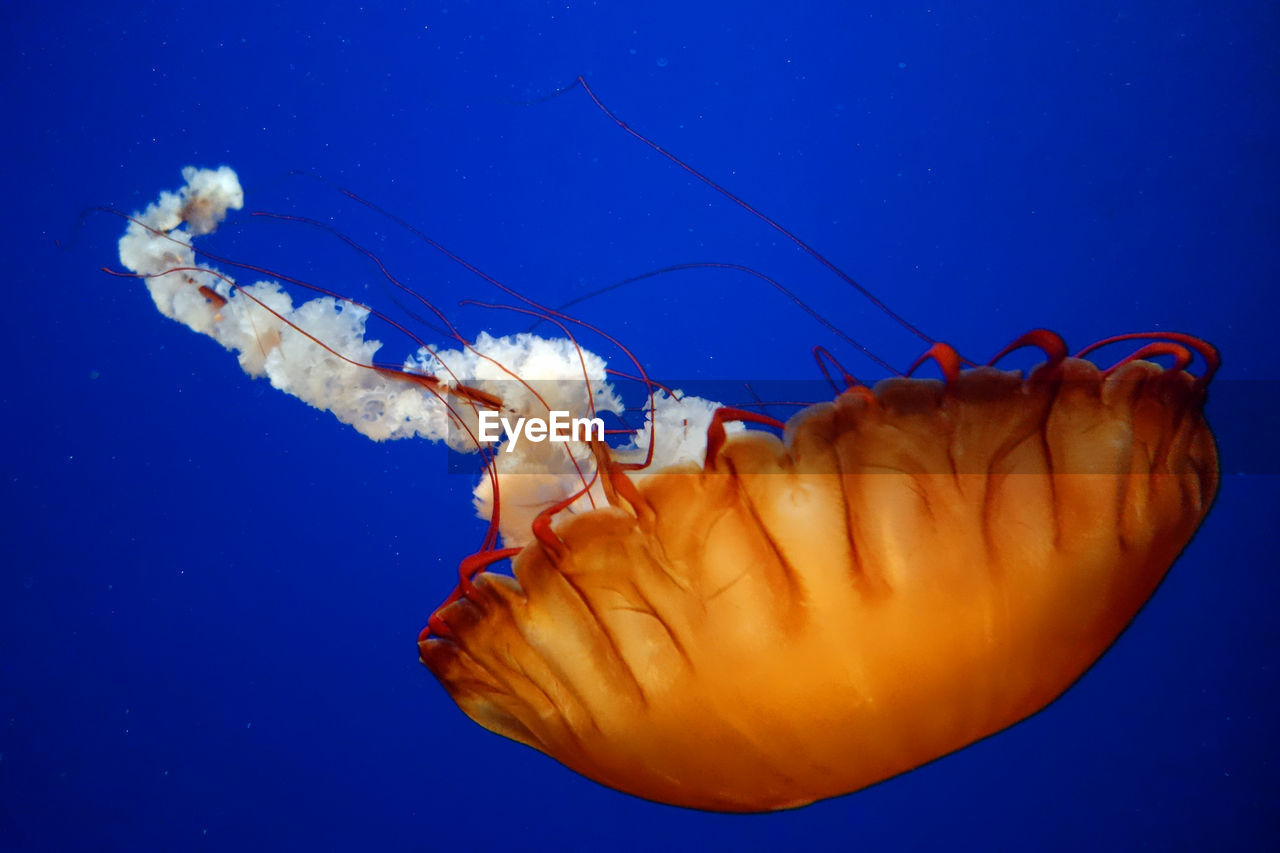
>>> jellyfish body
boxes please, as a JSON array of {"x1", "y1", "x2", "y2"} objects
[
  {"x1": 115, "y1": 167, "x2": 1219, "y2": 814},
  {"x1": 421, "y1": 353, "x2": 1218, "y2": 811}
]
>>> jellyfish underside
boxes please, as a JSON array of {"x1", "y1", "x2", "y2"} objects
[{"x1": 421, "y1": 358, "x2": 1218, "y2": 811}]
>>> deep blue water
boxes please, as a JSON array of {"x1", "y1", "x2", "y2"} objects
[{"x1": 3, "y1": 1, "x2": 1278, "y2": 850}]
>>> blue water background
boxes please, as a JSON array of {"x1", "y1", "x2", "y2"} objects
[{"x1": 3, "y1": 1, "x2": 1277, "y2": 849}]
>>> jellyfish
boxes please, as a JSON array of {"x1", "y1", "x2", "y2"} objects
[{"x1": 115, "y1": 146, "x2": 1217, "y2": 811}]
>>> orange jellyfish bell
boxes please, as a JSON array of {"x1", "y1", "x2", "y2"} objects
[{"x1": 420, "y1": 330, "x2": 1219, "y2": 812}]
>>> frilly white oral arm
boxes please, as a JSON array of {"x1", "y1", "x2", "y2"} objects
[{"x1": 119, "y1": 168, "x2": 728, "y2": 545}]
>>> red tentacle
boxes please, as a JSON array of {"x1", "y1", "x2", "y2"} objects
[
  {"x1": 906, "y1": 342, "x2": 963, "y2": 384},
  {"x1": 987, "y1": 329, "x2": 1068, "y2": 370},
  {"x1": 1075, "y1": 331, "x2": 1219, "y2": 390},
  {"x1": 705, "y1": 407, "x2": 786, "y2": 468}
]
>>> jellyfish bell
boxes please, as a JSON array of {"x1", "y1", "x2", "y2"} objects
[
  {"x1": 116, "y1": 153, "x2": 1217, "y2": 812},
  {"x1": 421, "y1": 345, "x2": 1218, "y2": 811}
]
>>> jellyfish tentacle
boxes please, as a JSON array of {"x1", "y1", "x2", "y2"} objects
[
  {"x1": 813, "y1": 345, "x2": 860, "y2": 393},
  {"x1": 1100, "y1": 342, "x2": 1194, "y2": 377},
  {"x1": 458, "y1": 547, "x2": 525, "y2": 596},
  {"x1": 906, "y1": 342, "x2": 963, "y2": 383},
  {"x1": 421, "y1": 547, "x2": 525, "y2": 641},
  {"x1": 530, "y1": 473, "x2": 604, "y2": 565},
  {"x1": 1075, "y1": 331, "x2": 1220, "y2": 389},
  {"x1": 608, "y1": 463, "x2": 656, "y2": 530},
  {"x1": 987, "y1": 329, "x2": 1068, "y2": 369},
  {"x1": 573, "y1": 75, "x2": 939, "y2": 351},
  {"x1": 705, "y1": 408, "x2": 786, "y2": 468}
]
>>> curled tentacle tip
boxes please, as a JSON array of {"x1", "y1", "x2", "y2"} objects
[{"x1": 906, "y1": 342, "x2": 962, "y2": 384}]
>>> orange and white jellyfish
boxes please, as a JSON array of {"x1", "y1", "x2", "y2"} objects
[{"x1": 115, "y1": 144, "x2": 1217, "y2": 811}]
